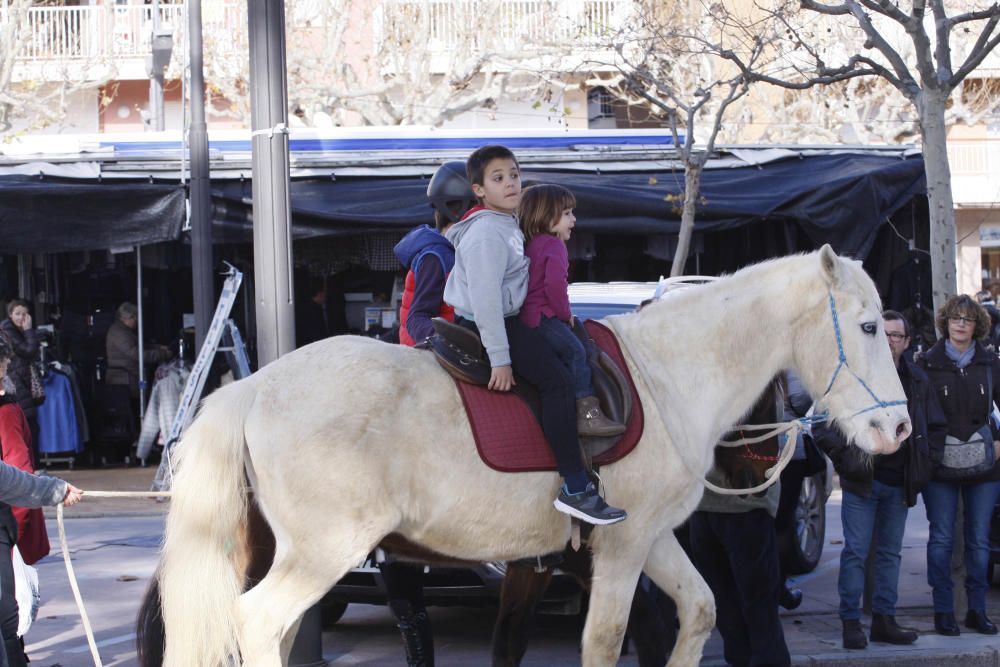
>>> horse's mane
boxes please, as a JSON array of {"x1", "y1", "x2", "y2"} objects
[{"x1": 620, "y1": 250, "x2": 878, "y2": 326}]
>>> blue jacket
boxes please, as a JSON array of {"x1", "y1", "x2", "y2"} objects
[{"x1": 394, "y1": 225, "x2": 455, "y2": 344}]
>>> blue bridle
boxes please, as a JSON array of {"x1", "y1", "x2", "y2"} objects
[{"x1": 816, "y1": 290, "x2": 908, "y2": 419}]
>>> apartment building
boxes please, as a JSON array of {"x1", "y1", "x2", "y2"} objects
[
  {"x1": 3, "y1": 0, "x2": 1000, "y2": 296},
  {"x1": 5, "y1": 0, "x2": 636, "y2": 133}
]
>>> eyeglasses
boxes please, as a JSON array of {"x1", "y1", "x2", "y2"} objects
[
  {"x1": 949, "y1": 316, "x2": 976, "y2": 325},
  {"x1": 885, "y1": 332, "x2": 908, "y2": 341}
]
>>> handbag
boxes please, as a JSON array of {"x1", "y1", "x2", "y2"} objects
[
  {"x1": 17, "y1": 507, "x2": 50, "y2": 565},
  {"x1": 0, "y1": 329, "x2": 45, "y2": 406},
  {"x1": 938, "y1": 366, "x2": 997, "y2": 481},
  {"x1": 11, "y1": 545, "x2": 40, "y2": 637}
]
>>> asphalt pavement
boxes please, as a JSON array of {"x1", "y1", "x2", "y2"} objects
[{"x1": 19, "y1": 465, "x2": 1000, "y2": 665}]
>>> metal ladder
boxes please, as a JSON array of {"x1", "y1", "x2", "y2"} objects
[{"x1": 151, "y1": 262, "x2": 252, "y2": 491}]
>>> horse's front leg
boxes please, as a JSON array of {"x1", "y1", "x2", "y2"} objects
[
  {"x1": 643, "y1": 530, "x2": 715, "y2": 667},
  {"x1": 581, "y1": 541, "x2": 645, "y2": 667},
  {"x1": 491, "y1": 561, "x2": 554, "y2": 667}
]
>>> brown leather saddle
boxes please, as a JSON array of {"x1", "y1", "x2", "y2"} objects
[{"x1": 430, "y1": 317, "x2": 633, "y2": 461}]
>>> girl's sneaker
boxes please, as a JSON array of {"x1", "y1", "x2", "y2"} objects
[{"x1": 553, "y1": 483, "x2": 627, "y2": 525}]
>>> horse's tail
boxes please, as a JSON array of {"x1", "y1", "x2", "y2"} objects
[
  {"x1": 158, "y1": 379, "x2": 258, "y2": 667},
  {"x1": 135, "y1": 576, "x2": 164, "y2": 667}
]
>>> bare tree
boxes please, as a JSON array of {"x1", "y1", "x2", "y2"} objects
[
  {"x1": 589, "y1": 1, "x2": 789, "y2": 276},
  {"x1": 750, "y1": 0, "x2": 1000, "y2": 311},
  {"x1": 0, "y1": 0, "x2": 112, "y2": 136},
  {"x1": 203, "y1": 0, "x2": 564, "y2": 127}
]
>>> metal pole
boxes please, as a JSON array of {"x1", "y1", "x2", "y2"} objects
[
  {"x1": 150, "y1": 0, "x2": 165, "y2": 131},
  {"x1": 248, "y1": 0, "x2": 295, "y2": 367},
  {"x1": 136, "y1": 246, "x2": 145, "y2": 423},
  {"x1": 247, "y1": 1, "x2": 314, "y2": 662},
  {"x1": 188, "y1": 0, "x2": 214, "y2": 354}
]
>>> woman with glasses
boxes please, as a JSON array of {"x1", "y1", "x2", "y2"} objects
[{"x1": 917, "y1": 294, "x2": 1000, "y2": 637}]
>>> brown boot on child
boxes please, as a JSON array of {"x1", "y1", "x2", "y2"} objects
[{"x1": 576, "y1": 396, "x2": 626, "y2": 437}]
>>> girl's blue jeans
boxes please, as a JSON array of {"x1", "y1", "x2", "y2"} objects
[{"x1": 536, "y1": 316, "x2": 592, "y2": 400}]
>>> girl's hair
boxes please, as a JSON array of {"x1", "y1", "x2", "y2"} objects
[
  {"x1": 518, "y1": 184, "x2": 576, "y2": 242},
  {"x1": 935, "y1": 294, "x2": 991, "y2": 340}
]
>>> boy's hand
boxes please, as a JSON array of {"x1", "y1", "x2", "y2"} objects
[{"x1": 489, "y1": 365, "x2": 515, "y2": 392}]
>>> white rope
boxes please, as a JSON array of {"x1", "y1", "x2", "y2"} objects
[
  {"x1": 700, "y1": 422, "x2": 801, "y2": 496},
  {"x1": 56, "y1": 490, "x2": 173, "y2": 667}
]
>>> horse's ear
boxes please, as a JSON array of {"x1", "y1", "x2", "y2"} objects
[{"x1": 819, "y1": 244, "x2": 841, "y2": 287}]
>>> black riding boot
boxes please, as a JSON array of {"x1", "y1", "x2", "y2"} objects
[
  {"x1": 4, "y1": 637, "x2": 28, "y2": 667},
  {"x1": 390, "y1": 600, "x2": 434, "y2": 667}
]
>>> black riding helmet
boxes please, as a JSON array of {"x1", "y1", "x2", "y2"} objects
[{"x1": 427, "y1": 160, "x2": 476, "y2": 225}]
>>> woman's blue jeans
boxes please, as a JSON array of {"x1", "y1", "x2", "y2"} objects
[
  {"x1": 922, "y1": 479, "x2": 1000, "y2": 613},
  {"x1": 838, "y1": 481, "x2": 909, "y2": 620}
]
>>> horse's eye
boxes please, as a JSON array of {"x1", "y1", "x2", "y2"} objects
[{"x1": 861, "y1": 322, "x2": 877, "y2": 336}]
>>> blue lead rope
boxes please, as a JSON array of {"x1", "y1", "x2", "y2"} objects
[{"x1": 820, "y1": 290, "x2": 907, "y2": 418}]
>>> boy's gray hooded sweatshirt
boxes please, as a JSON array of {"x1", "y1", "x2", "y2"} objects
[{"x1": 444, "y1": 208, "x2": 529, "y2": 368}]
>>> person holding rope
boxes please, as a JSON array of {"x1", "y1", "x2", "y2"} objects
[
  {"x1": 0, "y1": 337, "x2": 83, "y2": 667},
  {"x1": 814, "y1": 310, "x2": 944, "y2": 649},
  {"x1": 687, "y1": 377, "x2": 791, "y2": 667}
]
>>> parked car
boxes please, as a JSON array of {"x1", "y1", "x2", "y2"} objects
[{"x1": 321, "y1": 278, "x2": 833, "y2": 623}]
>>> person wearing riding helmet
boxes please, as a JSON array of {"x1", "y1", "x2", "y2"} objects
[
  {"x1": 382, "y1": 161, "x2": 476, "y2": 667},
  {"x1": 394, "y1": 161, "x2": 478, "y2": 346}
]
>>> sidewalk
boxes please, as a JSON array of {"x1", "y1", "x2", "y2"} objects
[
  {"x1": 39, "y1": 464, "x2": 167, "y2": 519},
  {"x1": 44, "y1": 466, "x2": 1000, "y2": 666}
]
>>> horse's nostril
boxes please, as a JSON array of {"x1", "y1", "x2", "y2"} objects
[{"x1": 895, "y1": 420, "x2": 911, "y2": 439}]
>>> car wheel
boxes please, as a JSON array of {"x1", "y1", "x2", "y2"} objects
[
  {"x1": 320, "y1": 600, "x2": 348, "y2": 627},
  {"x1": 783, "y1": 473, "x2": 826, "y2": 575}
]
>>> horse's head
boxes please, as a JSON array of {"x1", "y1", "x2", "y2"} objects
[{"x1": 793, "y1": 246, "x2": 911, "y2": 455}]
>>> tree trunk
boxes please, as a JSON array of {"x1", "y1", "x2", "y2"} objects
[
  {"x1": 670, "y1": 162, "x2": 704, "y2": 277},
  {"x1": 920, "y1": 91, "x2": 957, "y2": 315}
]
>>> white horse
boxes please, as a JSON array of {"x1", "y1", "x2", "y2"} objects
[{"x1": 154, "y1": 245, "x2": 910, "y2": 667}]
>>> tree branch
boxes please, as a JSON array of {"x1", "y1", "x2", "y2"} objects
[{"x1": 952, "y1": 23, "x2": 1000, "y2": 84}]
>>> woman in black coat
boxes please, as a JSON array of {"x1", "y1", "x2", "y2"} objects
[
  {"x1": 917, "y1": 294, "x2": 1000, "y2": 637},
  {"x1": 0, "y1": 301, "x2": 41, "y2": 465}
]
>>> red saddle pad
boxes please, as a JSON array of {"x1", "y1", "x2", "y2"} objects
[{"x1": 455, "y1": 320, "x2": 644, "y2": 473}]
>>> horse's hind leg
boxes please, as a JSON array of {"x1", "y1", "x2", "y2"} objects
[
  {"x1": 643, "y1": 530, "x2": 714, "y2": 667},
  {"x1": 236, "y1": 536, "x2": 374, "y2": 667},
  {"x1": 491, "y1": 562, "x2": 553, "y2": 667}
]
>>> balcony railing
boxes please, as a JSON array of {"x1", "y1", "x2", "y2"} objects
[
  {"x1": 947, "y1": 139, "x2": 1000, "y2": 206},
  {"x1": 8, "y1": 2, "x2": 242, "y2": 62},
  {"x1": 7, "y1": 0, "x2": 625, "y2": 65},
  {"x1": 380, "y1": 0, "x2": 628, "y2": 49}
]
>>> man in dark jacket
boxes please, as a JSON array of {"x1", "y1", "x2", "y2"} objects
[{"x1": 814, "y1": 310, "x2": 946, "y2": 651}]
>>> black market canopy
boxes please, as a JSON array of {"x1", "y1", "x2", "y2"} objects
[{"x1": 0, "y1": 131, "x2": 925, "y2": 258}]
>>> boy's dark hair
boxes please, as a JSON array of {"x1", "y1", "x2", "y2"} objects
[
  {"x1": 882, "y1": 309, "x2": 910, "y2": 338},
  {"x1": 466, "y1": 145, "x2": 519, "y2": 187},
  {"x1": 519, "y1": 184, "x2": 576, "y2": 242}
]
